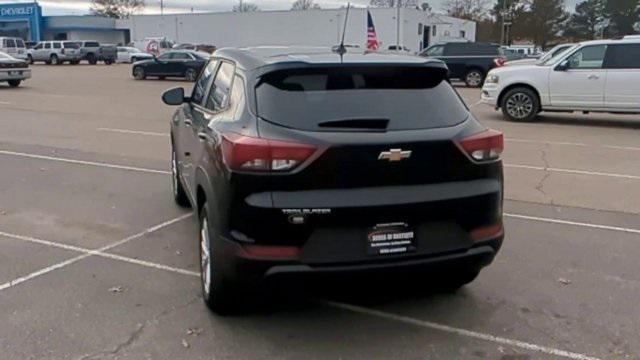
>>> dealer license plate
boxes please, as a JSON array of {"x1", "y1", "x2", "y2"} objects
[{"x1": 367, "y1": 223, "x2": 416, "y2": 256}]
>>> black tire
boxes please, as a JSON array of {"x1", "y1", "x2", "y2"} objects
[
  {"x1": 171, "y1": 147, "x2": 190, "y2": 208},
  {"x1": 104, "y1": 59, "x2": 114, "y2": 65},
  {"x1": 500, "y1": 87, "x2": 540, "y2": 122},
  {"x1": 159, "y1": 76, "x2": 166, "y2": 80},
  {"x1": 185, "y1": 68, "x2": 198, "y2": 82},
  {"x1": 133, "y1": 66, "x2": 146, "y2": 80},
  {"x1": 87, "y1": 53, "x2": 97, "y2": 65},
  {"x1": 199, "y1": 203, "x2": 241, "y2": 314},
  {"x1": 70, "y1": 60, "x2": 80, "y2": 65},
  {"x1": 27, "y1": 55, "x2": 33, "y2": 65},
  {"x1": 464, "y1": 68, "x2": 484, "y2": 87},
  {"x1": 50, "y1": 54, "x2": 59, "y2": 65},
  {"x1": 8, "y1": 80, "x2": 21, "y2": 88}
]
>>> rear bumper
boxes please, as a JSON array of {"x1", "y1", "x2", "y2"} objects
[
  {"x1": 0, "y1": 69, "x2": 31, "y2": 81},
  {"x1": 217, "y1": 235, "x2": 502, "y2": 282}
]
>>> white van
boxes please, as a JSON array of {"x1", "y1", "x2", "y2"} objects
[{"x1": 0, "y1": 37, "x2": 28, "y2": 60}]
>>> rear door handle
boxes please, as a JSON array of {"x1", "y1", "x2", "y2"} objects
[
  {"x1": 184, "y1": 119, "x2": 193, "y2": 127},
  {"x1": 197, "y1": 132, "x2": 210, "y2": 141},
  {"x1": 588, "y1": 74, "x2": 599, "y2": 80}
]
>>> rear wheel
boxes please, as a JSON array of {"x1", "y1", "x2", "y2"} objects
[
  {"x1": 464, "y1": 69, "x2": 484, "y2": 87},
  {"x1": 87, "y1": 53, "x2": 97, "y2": 65},
  {"x1": 501, "y1": 87, "x2": 540, "y2": 122},
  {"x1": 50, "y1": 54, "x2": 60, "y2": 65},
  {"x1": 133, "y1": 66, "x2": 146, "y2": 80},
  {"x1": 185, "y1": 68, "x2": 198, "y2": 82},
  {"x1": 104, "y1": 59, "x2": 114, "y2": 65},
  {"x1": 8, "y1": 80, "x2": 21, "y2": 88},
  {"x1": 27, "y1": 55, "x2": 33, "y2": 64},
  {"x1": 199, "y1": 203, "x2": 241, "y2": 314},
  {"x1": 171, "y1": 147, "x2": 190, "y2": 207}
]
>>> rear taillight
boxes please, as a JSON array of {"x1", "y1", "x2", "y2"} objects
[
  {"x1": 221, "y1": 133, "x2": 316, "y2": 172},
  {"x1": 493, "y1": 58, "x2": 505, "y2": 67},
  {"x1": 457, "y1": 129, "x2": 504, "y2": 162},
  {"x1": 470, "y1": 221, "x2": 504, "y2": 241}
]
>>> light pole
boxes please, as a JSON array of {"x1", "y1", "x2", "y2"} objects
[{"x1": 396, "y1": 0, "x2": 401, "y2": 48}]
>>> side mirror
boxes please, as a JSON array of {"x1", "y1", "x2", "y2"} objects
[
  {"x1": 162, "y1": 87, "x2": 188, "y2": 106},
  {"x1": 556, "y1": 60, "x2": 569, "y2": 71}
]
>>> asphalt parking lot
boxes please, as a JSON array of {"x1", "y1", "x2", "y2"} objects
[{"x1": 1, "y1": 64, "x2": 639, "y2": 360}]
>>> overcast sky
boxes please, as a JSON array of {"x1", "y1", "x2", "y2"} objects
[{"x1": 2, "y1": 0, "x2": 579, "y2": 16}]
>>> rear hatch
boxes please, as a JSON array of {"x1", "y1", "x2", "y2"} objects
[{"x1": 234, "y1": 65, "x2": 502, "y2": 263}]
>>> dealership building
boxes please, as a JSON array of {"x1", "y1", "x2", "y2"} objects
[{"x1": 0, "y1": 2, "x2": 475, "y2": 52}]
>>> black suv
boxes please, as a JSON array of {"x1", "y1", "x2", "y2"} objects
[
  {"x1": 420, "y1": 42, "x2": 505, "y2": 87},
  {"x1": 163, "y1": 47, "x2": 505, "y2": 313}
]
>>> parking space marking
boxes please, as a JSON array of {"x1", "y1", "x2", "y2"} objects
[
  {"x1": 505, "y1": 164, "x2": 640, "y2": 181},
  {"x1": 0, "y1": 150, "x2": 171, "y2": 175},
  {"x1": 505, "y1": 213, "x2": 640, "y2": 235},
  {"x1": 324, "y1": 301, "x2": 601, "y2": 360},
  {"x1": 0, "y1": 213, "x2": 192, "y2": 292},
  {"x1": 507, "y1": 138, "x2": 640, "y2": 151},
  {"x1": 0, "y1": 101, "x2": 11, "y2": 105},
  {"x1": 97, "y1": 128, "x2": 169, "y2": 137},
  {"x1": 469, "y1": 100, "x2": 483, "y2": 108}
]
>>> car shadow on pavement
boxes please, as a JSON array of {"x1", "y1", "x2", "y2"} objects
[{"x1": 536, "y1": 114, "x2": 640, "y2": 130}]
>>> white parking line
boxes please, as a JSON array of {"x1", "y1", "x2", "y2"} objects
[
  {"x1": 324, "y1": 301, "x2": 600, "y2": 360},
  {"x1": 0, "y1": 213, "x2": 192, "y2": 292},
  {"x1": 507, "y1": 138, "x2": 640, "y2": 151},
  {"x1": 469, "y1": 100, "x2": 483, "y2": 108},
  {"x1": 505, "y1": 213, "x2": 640, "y2": 235},
  {"x1": 505, "y1": 164, "x2": 640, "y2": 181},
  {"x1": 0, "y1": 101, "x2": 11, "y2": 105},
  {"x1": 0, "y1": 150, "x2": 170, "y2": 175},
  {"x1": 97, "y1": 128, "x2": 169, "y2": 137}
]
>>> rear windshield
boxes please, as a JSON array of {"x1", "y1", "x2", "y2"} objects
[
  {"x1": 63, "y1": 42, "x2": 79, "y2": 49},
  {"x1": 255, "y1": 66, "x2": 468, "y2": 131}
]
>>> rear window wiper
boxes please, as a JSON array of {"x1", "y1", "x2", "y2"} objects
[{"x1": 317, "y1": 118, "x2": 389, "y2": 131}]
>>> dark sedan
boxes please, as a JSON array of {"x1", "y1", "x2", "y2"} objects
[
  {"x1": 132, "y1": 50, "x2": 208, "y2": 81},
  {"x1": 0, "y1": 51, "x2": 30, "y2": 88}
]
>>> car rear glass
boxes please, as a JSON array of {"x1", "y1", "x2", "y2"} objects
[
  {"x1": 85, "y1": 42, "x2": 100, "y2": 47},
  {"x1": 63, "y1": 42, "x2": 80, "y2": 49},
  {"x1": 256, "y1": 66, "x2": 469, "y2": 131},
  {"x1": 445, "y1": 43, "x2": 500, "y2": 56}
]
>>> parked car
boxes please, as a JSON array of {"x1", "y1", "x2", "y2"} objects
[
  {"x1": 27, "y1": 41, "x2": 82, "y2": 65},
  {"x1": 173, "y1": 43, "x2": 197, "y2": 51},
  {"x1": 196, "y1": 44, "x2": 217, "y2": 54},
  {"x1": 482, "y1": 39, "x2": 640, "y2": 122},
  {"x1": 76, "y1": 41, "x2": 116, "y2": 65},
  {"x1": 162, "y1": 47, "x2": 505, "y2": 313},
  {"x1": 420, "y1": 42, "x2": 505, "y2": 87},
  {"x1": 116, "y1": 46, "x2": 154, "y2": 63},
  {"x1": 0, "y1": 51, "x2": 31, "y2": 87},
  {"x1": 505, "y1": 43, "x2": 575, "y2": 66},
  {"x1": 132, "y1": 50, "x2": 208, "y2": 81},
  {"x1": 0, "y1": 37, "x2": 28, "y2": 60}
]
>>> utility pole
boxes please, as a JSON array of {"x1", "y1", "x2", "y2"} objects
[
  {"x1": 160, "y1": 0, "x2": 164, "y2": 16},
  {"x1": 500, "y1": 0, "x2": 506, "y2": 45},
  {"x1": 396, "y1": 0, "x2": 401, "y2": 48}
]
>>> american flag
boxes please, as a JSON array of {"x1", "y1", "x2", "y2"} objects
[{"x1": 366, "y1": 11, "x2": 379, "y2": 51}]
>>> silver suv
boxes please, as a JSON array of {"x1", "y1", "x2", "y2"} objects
[
  {"x1": 27, "y1": 41, "x2": 82, "y2": 65},
  {"x1": 0, "y1": 37, "x2": 28, "y2": 60}
]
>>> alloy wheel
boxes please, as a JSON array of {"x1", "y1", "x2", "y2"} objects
[
  {"x1": 466, "y1": 71, "x2": 482, "y2": 87},
  {"x1": 505, "y1": 93, "x2": 534, "y2": 119},
  {"x1": 200, "y1": 216, "x2": 212, "y2": 296}
]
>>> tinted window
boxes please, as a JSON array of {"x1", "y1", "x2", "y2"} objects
[
  {"x1": 6, "y1": 39, "x2": 16, "y2": 47},
  {"x1": 16, "y1": 39, "x2": 25, "y2": 48},
  {"x1": 34, "y1": 43, "x2": 43, "y2": 50},
  {"x1": 44, "y1": 43, "x2": 51, "y2": 49},
  {"x1": 256, "y1": 66, "x2": 467, "y2": 131},
  {"x1": 445, "y1": 43, "x2": 499, "y2": 56},
  {"x1": 566, "y1": 45, "x2": 606, "y2": 69},
  {"x1": 604, "y1": 44, "x2": 640, "y2": 69},
  {"x1": 85, "y1": 41, "x2": 100, "y2": 47},
  {"x1": 157, "y1": 53, "x2": 172, "y2": 61},
  {"x1": 424, "y1": 45, "x2": 444, "y2": 56},
  {"x1": 191, "y1": 60, "x2": 218, "y2": 105},
  {"x1": 205, "y1": 62, "x2": 235, "y2": 111},
  {"x1": 63, "y1": 42, "x2": 79, "y2": 49},
  {"x1": 171, "y1": 53, "x2": 192, "y2": 60},
  {"x1": 53, "y1": 42, "x2": 61, "y2": 49}
]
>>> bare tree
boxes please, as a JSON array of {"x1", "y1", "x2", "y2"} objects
[
  {"x1": 420, "y1": 2, "x2": 432, "y2": 11},
  {"x1": 233, "y1": 0, "x2": 260, "y2": 12},
  {"x1": 90, "y1": 0, "x2": 145, "y2": 19},
  {"x1": 291, "y1": 0, "x2": 321, "y2": 10},
  {"x1": 443, "y1": 0, "x2": 489, "y2": 20},
  {"x1": 369, "y1": 0, "x2": 419, "y2": 7}
]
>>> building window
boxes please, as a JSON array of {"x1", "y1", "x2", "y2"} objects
[
  {"x1": 444, "y1": 30, "x2": 450, "y2": 37},
  {"x1": 432, "y1": 26, "x2": 437, "y2": 36},
  {"x1": 418, "y1": 23, "x2": 422, "y2": 35},
  {"x1": 460, "y1": 30, "x2": 466, "y2": 38}
]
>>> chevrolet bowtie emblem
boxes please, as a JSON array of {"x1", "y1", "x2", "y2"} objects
[{"x1": 378, "y1": 149, "x2": 412, "y2": 162}]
